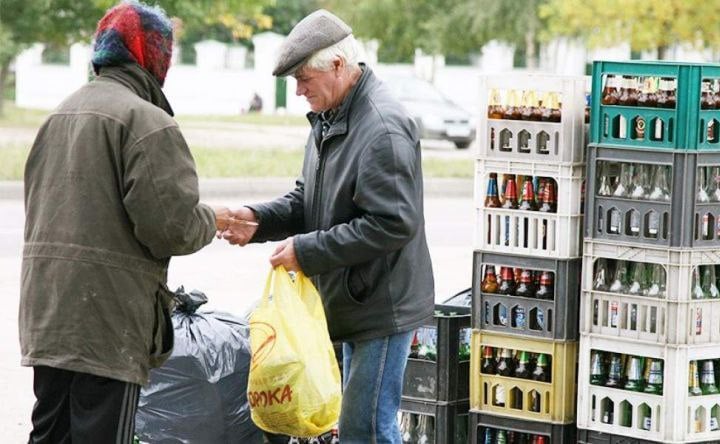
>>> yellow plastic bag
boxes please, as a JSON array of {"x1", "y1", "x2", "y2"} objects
[{"x1": 247, "y1": 266, "x2": 342, "y2": 437}]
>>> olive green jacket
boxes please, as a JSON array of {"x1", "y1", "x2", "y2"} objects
[{"x1": 20, "y1": 63, "x2": 215, "y2": 385}]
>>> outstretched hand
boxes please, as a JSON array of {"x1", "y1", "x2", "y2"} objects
[{"x1": 217, "y1": 207, "x2": 258, "y2": 246}]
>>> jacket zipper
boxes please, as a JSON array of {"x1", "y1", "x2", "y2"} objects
[{"x1": 312, "y1": 135, "x2": 328, "y2": 229}]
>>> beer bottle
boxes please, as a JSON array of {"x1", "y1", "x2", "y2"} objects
[
  {"x1": 307, "y1": 436, "x2": 325, "y2": 444},
  {"x1": 618, "y1": 75, "x2": 639, "y2": 106},
  {"x1": 701, "y1": 79, "x2": 716, "y2": 110},
  {"x1": 692, "y1": 267, "x2": 707, "y2": 299},
  {"x1": 409, "y1": 331, "x2": 420, "y2": 358},
  {"x1": 458, "y1": 328, "x2": 471, "y2": 361},
  {"x1": 620, "y1": 401, "x2": 632, "y2": 427},
  {"x1": 648, "y1": 165, "x2": 671, "y2": 202},
  {"x1": 503, "y1": 90, "x2": 522, "y2": 120},
  {"x1": 502, "y1": 175, "x2": 519, "y2": 209},
  {"x1": 514, "y1": 267, "x2": 523, "y2": 285},
  {"x1": 498, "y1": 267, "x2": 516, "y2": 295},
  {"x1": 550, "y1": 92, "x2": 561, "y2": 122},
  {"x1": 637, "y1": 77, "x2": 657, "y2": 108},
  {"x1": 585, "y1": 93, "x2": 591, "y2": 124},
  {"x1": 530, "y1": 390, "x2": 541, "y2": 413},
  {"x1": 482, "y1": 346, "x2": 497, "y2": 375},
  {"x1": 515, "y1": 269, "x2": 536, "y2": 298},
  {"x1": 609, "y1": 260, "x2": 629, "y2": 293},
  {"x1": 288, "y1": 437, "x2": 302, "y2": 444},
  {"x1": 521, "y1": 90, "x2": 538, "y2": 121},
  {"x1": 644, "y1": 358, "x2": 664, "y2": 395},
  {"x1": 518, "y1": 176, "x2": 537, "y2": 211},
  {"x1": 485, "y1": 173, "x2": 502, "y2": 207},
  {"x1": 514, "y1": 350, "x2": 531, "y2": 379},
  {"x1": 415, "y1": 414, "x2": 434, "y2": 444},
  {"x1": 532, "y1": 353, "x2": 550, "y2": 382},
  {"x1": 483, "y1": 428, "x2": 494, "y2": 444},
  {"x1": 698, "y1": 167, "x2": 711, "y2": 203},
  {"x1": 689, "y1": 360, "x2": 703, "y2": 396},
  {"x1": 624, "y1": 356, "x2": 645, "y2": 391},
  {"x1": 602, "y1": 74, "x2": 620, "y2": 105},
  {"x1": 596, "y1": 162, "x2": 613, "y2": 196},
  {"x1": 709, "y1": 166, "x2": 720, "y2": 202},
  {"x1": 590, "y1": 351, "x2": 606, "y2": 386},
  {"x1": 488, "y1": 89, "x2": 505, "y2": 119},
  {"x1": 702, "y1": 265, "x2": 720, "y2": 298},
  {"x1": 538, "y1": 180, "x2": 556, "y2": 213},
  {"x1": 496, "y1": 348, "x2": 515, "y2": 376},
  {"x1": 627, "y1": 262, "x2": 645, "y2": 295},
  {"x1": 605, "y1": 353, "x2": 623, "y2": 388},
  {"x1": 593, "y1": 258, "x2": 609, "y2": 292},
  {"x1": 639, "y1": 403, "x2": 652, "y2": 431},
  {"x1": 482, "y1": 265, "x2": 499, "y2": 293},
  {"x1": 329, "y1": 427, "x2": 340, "y2": 444},
  {"x1": 494, "y1": 385, "x2": 506, "y2": 407},
  {"x1": 535, "y1": 436, "x2": 547, "y2": 444},
  {"x1": 496, "y1": 430, "x2": 508, "y2": 444},
  {"x1": 534, "y1": 271, "x2": 553, "y2": 300},
  {"x1": 657, "y1": 77, "x2": 676, "y2": 109},
  {"x1": 701, "y1": 360, "x2": 720, "y2": 395}
]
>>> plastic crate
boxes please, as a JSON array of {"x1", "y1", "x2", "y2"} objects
[
  {"x1": 469, "y1": 330, "x2": 578, "y2": 424},
  {"x1": 577, "y1": 333, "x2": 720, "y2": 443},
  {"x1": 471, "y1": 251, "x2": 582, "y2": 341},
  {"x1": 399, "y1": 398, "x2": 469, "y2": 444},
  {"x1": 577, "y1": 428, "x2": 663, "y2": 443},
  {"x1": 403, "y1": 304, "x2": 471, "y2": 402},
  {"x1": 474, "y1": 159, "x2": 584, "y2": 258},
  {"x1": 585, "y1": 145, "x2": 720, "y2": 249},
  {"x1": 589, "y1": 60, "x2": 720, "y2": 151},
  {"x1": 581, "y1": 240, "x2": 720, "y2": 345},
  {"x1": 470, "y1": 412, "x2": 577, "y2": 444},
  {"x1": 477, "y1": 73, "x2": 587, "y2": 165}
]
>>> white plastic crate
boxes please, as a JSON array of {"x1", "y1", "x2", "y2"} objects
[
  {"x1": 474, "y1": 159, "x2": 584, "y2": 258},
  {"x1": 577, "y1": 333, "x2": 720, "y2": 443},
  {"x1": 477, "y1": 73, "x2": 587, "y2": 165},
  {"x1": 580, "y1": 290, "x2": 720, "y2": 346},
  {"x1": 582, "y1": 240, "x2": 720, "y2": 303}
]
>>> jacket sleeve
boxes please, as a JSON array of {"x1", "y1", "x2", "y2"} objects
[
  {"x1": 294, "y1": 132, "x2": 421, "y2": 276},
  {"x1": 246, "y1": 177, "x2": 306, "y2": 243},
  {"x1": 121, "y1": 125, "x2": 216, "y2": 259}
]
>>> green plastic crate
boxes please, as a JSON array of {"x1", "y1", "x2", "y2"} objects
[{"x1": 590, "y1": 60, "x2": 720, "y2": 150}]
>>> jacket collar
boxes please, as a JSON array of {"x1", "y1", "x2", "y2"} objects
[
  {"x1": 306, "y1": 63, "x2": 374, "y2": 139},
  {"x1": 96, "y1": 63, "x2": 175, "y2": 116}
]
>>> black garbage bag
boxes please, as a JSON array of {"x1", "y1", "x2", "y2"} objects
[{"x1": 135, "y1": 287, "x2": 263, "y2": 444}]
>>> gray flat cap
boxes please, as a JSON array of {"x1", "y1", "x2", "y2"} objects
[{"x1": 272, "y1": 9, "x2": 352, "y2": 77}]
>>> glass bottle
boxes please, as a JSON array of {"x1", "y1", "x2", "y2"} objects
[
  {"x1": 498, "y1": 267, "x2": 516, "y2": 295},
  {"x1": 518, "y1": 176, "x2": 537, "y2": 211},
  {"x1": 415, "y1": 414, "x2": 434, "y2": 444},
  {"x1": 488, "y1": 89, "x2": 505, "y2": 119},
  {"x1": 613, "y1": 163, "x2": 632, "y2": 197},
  {"x1": 538, "y1": 180, "x2": 556, "y2": 213},
  {"x1": 618, "y1": 75, "x2": 639, "y2": 106},
  {"x1": 637, "y1": 77, "x2": 657, "y2": 107},
  {"x1": 710, "y1": 166, "x2": 720, "y2": 202},
  {"x1": 624, "y1": 356, "x2": 645, "y2": 391},
  {"x1": 639, "y1": 403, "x2": 652, "y2": 431},
  {"x1": 590, "y1": 350, "x2": 606, "y2": 385},
  {"x1": 503, "y1": 90, "x2": 521, "y2": 120},
  {"x1": 701, "y1": 79, "x2": 716, "y2": 110},
  {"x1": 698, "y1": 167, "x2": 711, "y2": 203},
  {"x1": 496, "y1": 348, "x2": 515, "y2": 376},
  {"x1": 514, "y1": 350, "x2": 531, "y2": 379},
  {"x1": 532, "y1": 353, "x2": 550, "y2": 382},
  {"x1": 485, "y1": 173, "x2": 502, "y2": 207},
  {"x1": 496, "y1": 430, "x2": 508, "y2": 444},
  {"x1": 657, "y1": 77, "x2": 677, "y2": 109},
  {"x1": 605, "y1": 353, "x2": 624, "y2": 388},
  {"x1": 692, "y1": 267, "x2": 707, "y2": 299},
  {"x1": 593, "y1": 258, "x2": 610, "y2": 291},
  {"x1": 515, "y1": 269, "x2": 536, "y2": 298},
  {"x1": 481, "y1": 265, "x2": 499, "y2": 294},
  {"x1": 701, "y1": 360, "x2": 720, "y2": 395},
  {"x1": 481, "y1": 346, "x2": 497, "y2": 375},
  {"x1": 702, "y1": 265, "x2": 720, "y2": 298},
  {"x1": 597, "y1": 162, "x2": 614, "y2": 196},
  {"x1": 601, "y1": 75, "x2": 620, "y2": 105},
  {"x1": 647, "y1": 165, "x2": 671, "y2": 201},
  {"x1": 689, "y1": 360, "x2": 703, "y2": 396},
  {"x1": 644, "y1": 358, "x2": 663, "y2": 395},
  {"x1": 482, "y1": 428, "x2": 494, "y2": 444},
  {"x1": 521, "y1": 90, "x2": 538, "y2": 121},
  {"x1": 502, "y1": 175, "x2": 518, "y2": 246},
  {"x1": 627, "y1": 262, "x2": 645, "y2": 296},
  {"x1": 630, "y1": 165, "x2": 650, "y2": 199},
  {"x1": 645, "y1": 264, "x2": 665, "y2": 298},
  {"x1": 609, "y1": 260, "x2": 629, "y2": 293},
  {"x1": 329, "y1": 428, "x2": 340, "y2": 444},
  {"x1": 534, "y1": 271, "x2": 554, "y2": 300}
]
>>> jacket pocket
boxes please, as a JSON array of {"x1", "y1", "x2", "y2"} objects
[
  {"x1": 344, "y1": 257, "x2": 386, "y2": 305},
  {"x1": 149, "y1": 283, "x2": 175, "y2": 368}
]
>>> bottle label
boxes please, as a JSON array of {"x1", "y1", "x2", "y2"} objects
[
  {"x1": 710, "y1": 417, "x2": 719, "y2": 431},
  {"x1": 648, "y1": 367, "x2": 663, "y2": 385},
  {"x1": 536, "y1": 309, "x2": 545, "y2": 329},
  {"x1": 610, "y1": 302, "x2": 619, "y2": 327},
  {"x1": 696, "y1": 308, "x2": 703, "y2": 335},
  {"x1": 636, "y1": 117, "x2": 646, "y2": 139},
  {"x1": 648, "y1": 212, "x2": 659, "y2": 235},
  {"x1": 514, "y1": 307, "x2": 526, "y2": 328},
  {"x1": 701, "y1": 363, "x2": 716, "y2": 384},
  {"x1": 498, "y1": 306, "x2": 508, "y2": 326},
  {"x1": 610, "y1": 210, "x2": 620, "y2": 233},
  {"x1": 609, "y1": 357, "x2": 622, "y2": 378},
  {"x1": 643, "y1": 416, "x2": 652, "y2": 431}
]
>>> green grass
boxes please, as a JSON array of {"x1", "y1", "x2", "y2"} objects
[
  {"x1": 0, "y1": 102, "x2": 49, "y2": 128},
  {"x1": 0, "y1": 145, "x2": 473, "y2": 181}
]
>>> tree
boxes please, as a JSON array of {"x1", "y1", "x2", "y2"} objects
[
  {"x1": 540, "y1": 0, "x2": 720, "y2": 59},
  {"x1": 0, "y1": 0, "x2": 273, "y2": 116}
]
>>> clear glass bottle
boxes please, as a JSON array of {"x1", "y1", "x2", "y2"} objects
[
  {"x1": 647, "y1": 165, "x2": 671, "y2": 201},
  {"x1": 613, "y1": 163, "x2": 632, "y2": 198},
  {"x1": 609, "y1": 260, "x2": 629, "y2": 293}
]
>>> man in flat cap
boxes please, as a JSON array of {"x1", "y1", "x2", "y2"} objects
[
  {"x1": 221, "y1": 9, "x2": 435, "y2": 443},
  {"x1": 21, "y1": 1, "x2": 239, "y2": 442}
]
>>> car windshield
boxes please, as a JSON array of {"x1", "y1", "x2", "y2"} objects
[{"x1": 385, "y1": 77, "x2": 447, "y2": 104}]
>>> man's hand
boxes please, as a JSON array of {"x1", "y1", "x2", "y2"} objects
[
  {"x1": 213, "y1": 206, "x2": 233, "y2": 232},
  {"x1": 220, "y1": 206, "x2": 258, "y2": 246},
  {"x1": 269, "y1": 237, "x2": 302, "y2": 272}
]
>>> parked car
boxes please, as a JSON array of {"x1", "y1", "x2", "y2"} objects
[{"x1": 383, "y1": 75, "x2": 476, "y2": 149}]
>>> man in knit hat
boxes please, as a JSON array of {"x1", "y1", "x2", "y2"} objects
[
  {"x1": 20, "y1": 2, "x2": 238, "y2": 442},
  {"x1": 221, "y1": 9, "x2": 434, "y2": 443}
]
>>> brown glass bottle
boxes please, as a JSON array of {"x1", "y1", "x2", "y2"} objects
[
  {"x1": 488, "y1": 88, "x2": 505, "y2": 119},
  {"x1": 602, "y1": 74, "x2": 620, "y2": 105},
  {"x1": 518, "y1": 176, "x2": 537, "y2": 211},
  {"x1": 496, "y1": 348, "x2": 515, "y2": 376},
  {"x1": 538, "y1": 181, "x2": 557, "y2": 213},
  {"x1": 701, "y1": 79, "x2": 716, "y2": 109},
  {"x1": 503, "y1": 90, "x2": 522, "y2": 120},
  {"x1": 498, "y1": 267, "x2": 516, "y2": 295},
  {"x1": 535, "y1": 271, "x2": 554, "y2": 300},
  {"x1": 481, "y1": 265, "x2": 499, "y2": 293},
  {"x1": 637, "y1": 77, "x2": 657, "y2": 108},
  {"x1": 657, "y1": 77, "x2": 676, "y2": 109},
  {"x1": 515, "y1": 269, "x2": 536, "y2": 298},
  {"x1": 481, "y1": 346, "x2": 497, "y2": 374},
  {"x1": 485, "y1": 173, "x2": 502, "y2": 208},
  {"x1": 514, "y1": 350, "x2": 531, "y2": 379},
  {"x1": 502, "y1": 175, "x2": 519, "y2": 209},
  {"x1": 618, "y1": 75, "x2": 639, "y2": 106}
]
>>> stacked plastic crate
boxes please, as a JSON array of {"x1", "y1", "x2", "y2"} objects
[
  {"x1": 468, "y1": 73, "x2": 587, "y2": 443},
  {"x1": 398, "y1": 293, "x2": 472, "y2": 444},
  {"x1": 577, "y1": 61, "x2": 720, "y2": 444}
]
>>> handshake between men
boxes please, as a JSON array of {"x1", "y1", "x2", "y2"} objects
[{"x1": 215, "y1": 207, "x2": 300, "y2": 272}]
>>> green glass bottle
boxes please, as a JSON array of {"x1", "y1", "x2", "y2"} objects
[
  {"x1": 701, "y1": 360, "x2": 720, "y2": 395},
  {"x1": 689, "y1": 361, "x2": 704, "y2": 396},
  {"x1": 605, "y1": 353, "x2": 623, "y2": 388},
  {"x1": 496, "y1": 429, "x2": 507, "y2": 444},
  {"x1": 532, "y1": 353, "x2": 550, "y2": 382},
  {"x1": 624, "y1": 356, "x2": 645, "y2": 391},
  {"x1": 643, "y1": 358, "x2": 663, "y2": 395},
  {"x1": 590, "y1": 351, "x2": 606, "y2": 386},
  {"x1": 514, "y1": 351, "x2": 531, "y2": 379}
]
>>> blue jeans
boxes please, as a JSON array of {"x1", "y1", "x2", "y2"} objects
[{"x1": 340, "y1": 331, "x2": 414, "y2": 444}]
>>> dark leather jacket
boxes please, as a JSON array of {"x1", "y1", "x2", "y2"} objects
[{"x1": 249, "y1": 65, "x2": 435, "y2": 341}]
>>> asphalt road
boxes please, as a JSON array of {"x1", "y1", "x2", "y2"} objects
[{"x1": 0, "y1": 192, "x2": 474, "y2": 442}]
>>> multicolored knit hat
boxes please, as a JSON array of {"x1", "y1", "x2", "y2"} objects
[{"x1": 92, "y1": 1, "x2": 173, "y2": 86}]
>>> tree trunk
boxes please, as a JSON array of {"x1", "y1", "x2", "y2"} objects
[
  {"x1": 0, "y1": 60, "x2": 9, "y2": 117},
  {"x1": 657, "y1": 45, "x2": 668, "y2": 60},
  {"x1": 525, "y1": 30, "x2": 536, "y2": 69}
]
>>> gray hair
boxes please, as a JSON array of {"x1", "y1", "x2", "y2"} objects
[{"x1": 302, "y1": 34, "x2": 360, "y2": 72}]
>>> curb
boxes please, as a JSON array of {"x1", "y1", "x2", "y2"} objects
[{"x1": 0, "y1": 178, "x2": 473, "y2": 201}]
